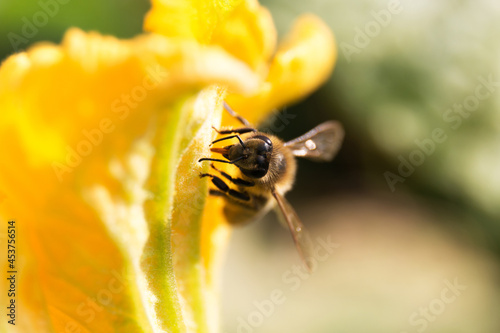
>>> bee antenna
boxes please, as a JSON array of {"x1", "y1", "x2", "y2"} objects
[
  {"x1": 210, "y1": 135, "x2": 246, "y2": 148},
  {"x1": 198, "y1": 156, "x2": 245, "y2": 164}
]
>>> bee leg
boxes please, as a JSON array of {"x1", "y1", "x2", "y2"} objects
[
  {"x1": 200, "y1": 173, "x2": 250, "y2": 201},
  {"x1": 212, "y1": 126, "x2": 256, "y2": 135},
  {"x1": 223, "y1": 101, "x2": 252, "y2": 127},
  {"x1": 210, "y1": 163, "x2": 254, "y2": 187}
]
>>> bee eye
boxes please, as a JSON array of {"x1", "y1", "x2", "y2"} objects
[
  {"x1": 252, "y1": 135, "x2": 273, "y2": 154},
  {"x1": 253, "y1": 135, "x2": 272, "y2": 146}
]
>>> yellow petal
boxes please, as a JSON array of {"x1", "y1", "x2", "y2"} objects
[
  {"x1": 145, "y1": 0, "x2": 277, "y2": 72},
  {"x1": 210, "y1": 0, "x2": 277, "y2": 72},
  {"x1": 144, "y1": 0, "x2": 242, "y2": 42},
  {"x1": 0, "y1": 27, "x2": 258, "y2": 332},
  {"x1": 225, "y1": 14, "x2": 337, "y2": 126},
  {"x1": 0, "y1": 29, "x2": 258, "y2": 169}
]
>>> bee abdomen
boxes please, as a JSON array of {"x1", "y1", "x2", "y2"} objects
[{"x1": 223, "y1": 192, "x2": 271, "y2": 225}]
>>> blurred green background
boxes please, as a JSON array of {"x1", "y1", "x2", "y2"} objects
[{"x1": 2, "y1": 0, "x2": 500, "y2": 332}]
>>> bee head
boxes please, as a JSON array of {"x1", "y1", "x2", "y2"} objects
[{"x1": 225, "y1": 135, "x2": 273, "y2": 178}]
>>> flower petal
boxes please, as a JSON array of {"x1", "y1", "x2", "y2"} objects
[
  {"x1": 144, "y1": 0, "x2": 242, "y2": 42},
  {"x1": 0, "y1": 28, "x2": 257, "y2": 332},
  {"x1": 225, "y1": 14, "x2": 337, "y2": 126},
  {"x1": 210, "y1": 0, "x2": 277, "y2": 71},
  {"x1": 145, "y1": 0, "x2": 277, "y2": 72}
]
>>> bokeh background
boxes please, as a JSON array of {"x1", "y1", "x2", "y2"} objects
[{"x1": 2, "y1": 0, "x2": 500, "y2": 332}]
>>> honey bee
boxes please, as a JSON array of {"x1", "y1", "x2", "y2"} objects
[{"x1": 199, "y1": 102, "x2": 344, "y2": 270}]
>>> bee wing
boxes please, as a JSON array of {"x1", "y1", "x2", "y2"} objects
[
  {"x1": 272, "y1": 191, "x2": 313, "y2": 272},
  {"x1": 284, "y1": 120, "x2": 344, "y2": 162}
]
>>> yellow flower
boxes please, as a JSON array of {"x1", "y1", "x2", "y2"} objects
[{"x1": 0, "y1": 1, "x2": 336, "y2": 332}]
